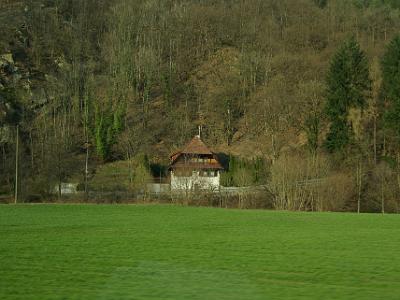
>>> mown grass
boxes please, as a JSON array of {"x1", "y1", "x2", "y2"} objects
[{"x1": 0, "y1": 205, "x2": 399, "y2": 299}]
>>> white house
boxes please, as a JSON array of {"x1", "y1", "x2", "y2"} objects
[{"x1": 169, "y1": 135, "x2": 223, "y2": 191}]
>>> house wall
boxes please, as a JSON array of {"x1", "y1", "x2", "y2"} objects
[
  {"x1": 53, "y1": 183, "x2": 78, "y2": 195},
  {"x1": 171, "y1": 171, "x2": 220, "y2": 191}
]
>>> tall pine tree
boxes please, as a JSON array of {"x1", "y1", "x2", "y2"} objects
[
  {"x1": 94, "y1": 99, "x2": 126, "y2": 161},
  {"x1": 324, "y1": 38, "x2": 371, "y2": 152},
  {"x1": 381, "y1": 35, "x2": 400, "y2": 142},
  {"x1": 381, "y1": 35, "x2": 400, "y2": 205}
]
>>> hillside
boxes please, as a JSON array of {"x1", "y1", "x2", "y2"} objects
[{"x1": 1, "y1": 0, "x2": 400, "y2": 211}]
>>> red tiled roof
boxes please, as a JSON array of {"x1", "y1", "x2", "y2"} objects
[
  {"x1": 169, "y1": 135, "x2": 223, "y2": 170},
  {"x1": 181, "y1": 135, "x2": 213, "y2": 155}
]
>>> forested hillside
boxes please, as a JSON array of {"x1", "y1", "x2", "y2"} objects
[{"x1": 2, "y1": 0, "x2": 400, "y2": 212}]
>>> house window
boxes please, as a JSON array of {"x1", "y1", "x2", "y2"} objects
[{"x1": 205, "y1": 170, "x2": 217, "y2": 177}]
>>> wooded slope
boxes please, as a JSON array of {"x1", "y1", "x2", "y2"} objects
[{"x1": 1, "y1": 0, "x2": 400, "y2": 211}]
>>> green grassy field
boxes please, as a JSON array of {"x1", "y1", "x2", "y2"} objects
[{"x1": 0, "y1": 205, "x2": 399, "y2": 299}]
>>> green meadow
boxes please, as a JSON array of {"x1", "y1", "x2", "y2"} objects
[{"x1": 0, "y1": 205, "x2": 399, "y2": 299}]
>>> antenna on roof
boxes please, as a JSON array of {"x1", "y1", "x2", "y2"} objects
[{"x1": 198, "y1": 125, "x2": 202, "y2": 139}]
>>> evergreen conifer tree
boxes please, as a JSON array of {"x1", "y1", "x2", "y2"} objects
[
  {"x1": 381, "y1": 35, "x2": 400, "y2": 139},
  {"x1": 324, "y1": 38, "x2": 371, "y2": 152},
  {"x1": 94, "y1": 100, "x2": 126, "y2": 160}
]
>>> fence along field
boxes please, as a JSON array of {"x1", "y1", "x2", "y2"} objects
[{"x1": 1, "y1": 204, "x2": 399, "y2": 299}]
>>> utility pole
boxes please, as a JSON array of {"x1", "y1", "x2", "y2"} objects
[
  {"x1": 357, "y1": 159, "x2": 361, "y2": 214},
  {"x1": 84, "y1": 142, "x2": 90, "y2": 201},
  {"x1": 14, "y1": 125, "x2": 19, "y2": 204}
]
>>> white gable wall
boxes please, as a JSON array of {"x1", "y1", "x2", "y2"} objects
[{"x1": 171, "y1": 171, "x2": 220, "y2": 191}]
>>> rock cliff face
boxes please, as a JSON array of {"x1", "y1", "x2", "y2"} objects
[
  {"x1": 0, "y1": 53, "x2": 21, "y2": 133},
  {"x1": 0, "y1": 2, "x2": 50, "y2": 136}
]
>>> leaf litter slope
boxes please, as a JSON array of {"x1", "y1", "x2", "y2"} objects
[{"x1": 0, "y1": 205, "x2": 399, "y2": 299}]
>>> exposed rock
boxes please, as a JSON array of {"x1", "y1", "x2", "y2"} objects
[
  {"x1": 0, "y1": 53, "x2": 13, "y2": 65},
  {"x1": 0, "y1": 126, "x2": 13, "y2": 144}
]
